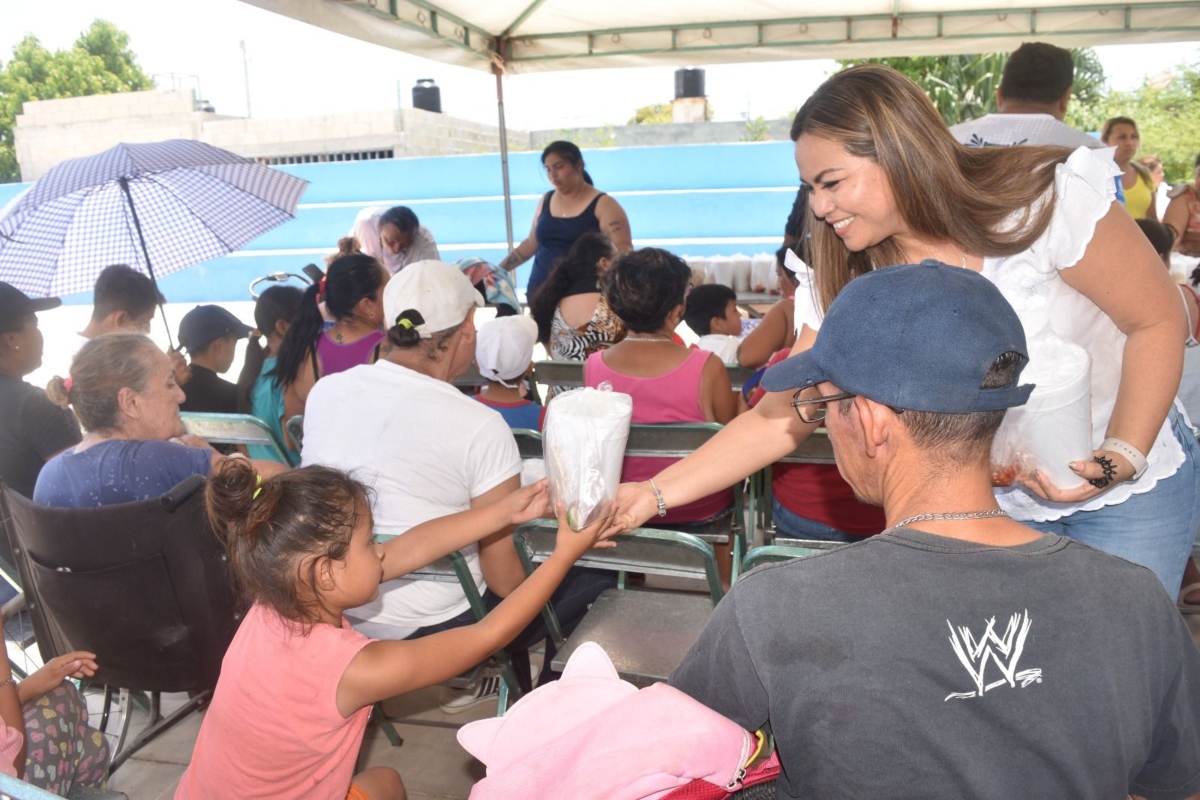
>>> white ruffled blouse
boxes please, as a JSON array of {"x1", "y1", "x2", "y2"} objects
[{"x1": 793, "y1": 146, "x2": 1187, "y2": 523}]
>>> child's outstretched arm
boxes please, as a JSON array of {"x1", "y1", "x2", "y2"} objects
[
  {"x1": 379, "y1": 480, "x2": 550, "y2": 581},
  {"x1": 336, "y1": 502, "x2": 619, "y2": 716}
]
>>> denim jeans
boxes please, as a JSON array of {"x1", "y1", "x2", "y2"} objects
[
  {"x1": 1023, "y1": 408, "x2": 1200, "y2": 596},
  {"x1": 409, "y1": 566, "x2": 616, "y2": 686},
  {"x1": 771, "y1": 497, "x2": 861, "y2": 543}
]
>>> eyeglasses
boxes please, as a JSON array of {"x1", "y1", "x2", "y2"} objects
[{"x1": 790, "y1": 390, "x2": 856, "y2": 424}]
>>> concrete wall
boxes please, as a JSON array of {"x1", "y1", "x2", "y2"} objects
[
  {"x1": 530, "y1": 118, "x2": 793, "y2": 150},
  {"x1": 14, "y1": 89, "x2": 793, "y2": 182},
  {"x1": 13, "y1": 90, "x2": 530, "y2": 180}
]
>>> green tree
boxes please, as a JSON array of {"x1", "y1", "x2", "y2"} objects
[
  {"x1": 0, "y1": 20, "x2": 152, "y2": 182},
  {"x1": 627, "y1": 99, "x2": 713, "y2": 125},
  {"x1": 1091, "y1": 60, "x2": 1200, "y2": 183},
  {"x1": 741, "y1": 115, "x2": 771, "y2": 142},
  {"x1": 838, "y1": 49, "x2": 1106, "y2": 128}
]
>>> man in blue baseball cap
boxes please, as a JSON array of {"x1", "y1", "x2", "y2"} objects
[{"x1": 670, "y1": 261, "x2": 1200, "y2": 799}]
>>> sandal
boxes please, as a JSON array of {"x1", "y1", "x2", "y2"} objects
[{"x1": 1178, "y1": 582, "x2": 1200, "y2": 614}]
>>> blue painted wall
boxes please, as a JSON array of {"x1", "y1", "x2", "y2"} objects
[{"x1": 2, "y1": 141, "x2": 802, "y2": 304}]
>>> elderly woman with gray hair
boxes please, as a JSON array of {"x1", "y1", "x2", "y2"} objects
[{"x1": 34, "y1": 333, "x2": 285, "y2": 508}]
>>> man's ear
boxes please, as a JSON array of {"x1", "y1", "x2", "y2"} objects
[
  {"x1": 994, "y1": 85, "x2": 1005, "y2": 109},
  {"x1": 109, "y1": 310, "x2": 131, "y2": 331},
  {"x1": 1056, "y1": 86, "x2": 1072, "y2": 118},
  {"x1": 854, "y1": 395, "x2": 893, "y2": 460}
]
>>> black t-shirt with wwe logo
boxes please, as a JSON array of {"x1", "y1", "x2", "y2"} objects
[{"x1": 671, "y1": 529, "x2": 1200, "y2": 800}]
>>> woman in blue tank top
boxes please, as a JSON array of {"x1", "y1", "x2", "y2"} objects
[{"x1": 500, "y1": 141, "x2": 633, "y2": 301}]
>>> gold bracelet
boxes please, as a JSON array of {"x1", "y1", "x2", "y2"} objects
[{"x1": 0, "y1": 678, "x2": 15, "y2": 690}]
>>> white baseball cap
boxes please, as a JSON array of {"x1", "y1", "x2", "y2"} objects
[
  {"x1": 383, "y1": 260, "x2": 484, "y2": 338},
  {"x1": 475, "y1": 315, "x2": 539, "y2": 387}
]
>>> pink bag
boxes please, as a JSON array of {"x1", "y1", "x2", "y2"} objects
[{"x1": 458, "y1": 642, "x2": 771, "y2": 800}]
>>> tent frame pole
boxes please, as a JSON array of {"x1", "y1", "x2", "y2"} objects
[{"x1": 493, "y1": 64, "x2": 515, "y2": 267}]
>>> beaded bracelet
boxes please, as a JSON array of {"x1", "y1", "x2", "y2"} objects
[{"x1": 648, "y1": 478, "x2": 668, "y2": 518}]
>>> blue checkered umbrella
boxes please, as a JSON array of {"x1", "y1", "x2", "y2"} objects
[{"x1": 0, "y1": 139, "x2": 308, "y2": 303}]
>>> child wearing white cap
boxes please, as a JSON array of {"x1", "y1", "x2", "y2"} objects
[{"x1": 474, "y1": 315, "x2": 545, "y2": 431}]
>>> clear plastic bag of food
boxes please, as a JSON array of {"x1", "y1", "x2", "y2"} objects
[
  {"x1": 991, "y1": 334, "x2": 1092, "y2": 490},
  {"x1": 543, "y1": 385, "x2": 633, "y2": 530}
]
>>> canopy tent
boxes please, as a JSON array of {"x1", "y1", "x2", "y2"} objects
[
  {"x1": 239, "y1": 0, "x2": 1200, "y2": 248},
  {"x1": 240, "y1": 1, "x2": 1200, "y2": 72}
]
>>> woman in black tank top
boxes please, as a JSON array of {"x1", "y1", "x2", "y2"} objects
[{"x1": 499, "y1": 141, "x2": 633, "y2": 300}]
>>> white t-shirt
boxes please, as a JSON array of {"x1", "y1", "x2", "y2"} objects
[
  {"x1": 695, "y1": 334, "x2": 743, "y2": 365},
  {"x1": 949, "y1": 114, "x2": 1104, "y2": 150},
  {"x1": 301, "y1": 360, "x2": 521, "y2": 628}
]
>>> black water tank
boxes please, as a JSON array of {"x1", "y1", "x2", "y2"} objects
[
  {"x1": 412, "y1": 79, "x2": 442, "y2": 113},
  {"x1": 674, "y1": 67, "x2": 705, "y2": 99}
]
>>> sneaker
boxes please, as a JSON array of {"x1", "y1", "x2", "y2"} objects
[
  {"x1": 438, "y1": 663, "x2": 541, "y2": 715},
  {"x1": 439, "y1": 675, "x2": 502, "y2": 715}
]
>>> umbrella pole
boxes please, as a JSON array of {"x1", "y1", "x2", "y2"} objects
[
  {"x1": 118, "y1": 177, "x2": 175, "y2": 349},
  {"x1": 493, "y1": 64, "x2": 515, "y2": 257}
]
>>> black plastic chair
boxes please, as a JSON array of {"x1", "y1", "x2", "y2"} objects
[{"x1": 0, "y1": 475, "x2": 243, "y2": 773}]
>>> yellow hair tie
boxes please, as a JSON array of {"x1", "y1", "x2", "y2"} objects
[
  {"x1": 252, "y1": 475, "x2": 263, "y2": 500},
  {"x1": 396, "y1": 317, "x2": 414, "y2": 330}
]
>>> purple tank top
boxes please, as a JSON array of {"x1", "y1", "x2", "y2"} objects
[
  {"x1": 584, "y1": 348, "x2": 732, "y2": 523},
  {"x1": 315, "y1": 330, "x2": 385, "y2": 379}
]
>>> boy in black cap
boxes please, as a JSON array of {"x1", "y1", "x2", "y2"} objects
[
  {"x1": 0, "y1": 282, "x2": 81, "y2": 498},
  {"x1": 177, "y1": 305, "x2": 253, "y2": 414},
  {"x1": 670, "y1": 262, "x2": 1200, "y2": 800}
]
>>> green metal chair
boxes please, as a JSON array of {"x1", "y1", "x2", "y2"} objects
[
  {"x1": 515, "y1": 521, "x2": 723, "y2": 687},
  {"x1": 510, "y1": 428, "x2": 544, "y2": 460},
  {"x1": 285, "y1": 414, "x2": 304, "y2": 452},
  {"x1": 746, "y1": 429, "x2": 837, "y2": 541},
  {"x1": 179, "y1": 412, "x2": 297, "y2": 467},
  {"x1": 383, "y1": 550, "x2": 530, "y2": 716},
  {"x1": 624, "y1": 423, "x2": 748, "y2": 583},
  {"x1": 741, "y1": 539, "x2": 849, "y2": 574}
]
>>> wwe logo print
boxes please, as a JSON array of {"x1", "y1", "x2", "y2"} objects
[{"x1": 944, "y1": 610, "x2": 1042, "y2": 701}]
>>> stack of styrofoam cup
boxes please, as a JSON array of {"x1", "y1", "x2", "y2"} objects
[
  {"x1": 1004, "y1": 336, "x2": 1093, "y2": 490},
  {"x1": 750, "y1": 252, "x2": 779, "y2": 294}
]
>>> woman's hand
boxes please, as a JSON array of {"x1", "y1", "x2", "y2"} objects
[
  {"x1": 175, "y1": 433, "x2": 213, "y2": 450},
  {"x1": 551, "y1": 501, "x2": 620, "y2": 562},
  {"x1": 505, "y1": 479, "x2": 551, "y2": 525},
  {"x1": 18, "y1": 651, "x2": 98, "y2": 704},
  {"x1": 1020, "y1": 449, "x2": 1135, "y2": 504},
  {"x1": 613, "y1": 481, "x2": 658, "y2": 532}
]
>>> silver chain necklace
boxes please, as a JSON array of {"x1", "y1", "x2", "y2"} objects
[{"x1": 894, "y1": 509, "x2": 1008, "y2": 529}]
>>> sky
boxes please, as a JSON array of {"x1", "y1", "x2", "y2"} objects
[{"x1": 1, "y1": 0, "x2": 1198, "y2": 132}]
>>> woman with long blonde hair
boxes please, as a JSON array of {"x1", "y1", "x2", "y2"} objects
[{"x1": 617, "y1": 64, "x2": 1197, "y2": 597}]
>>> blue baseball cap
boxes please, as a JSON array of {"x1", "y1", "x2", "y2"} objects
[
  {"x1": 762, "y1": 261, "x2": 1034, "y2": 413},
  {"x1": 178, "y1": 305, "x2": 254, "y2": 353}
]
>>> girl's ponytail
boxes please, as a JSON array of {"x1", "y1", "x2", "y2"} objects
[
  {"x1": 270, "y1": 280, "x2": 324, "y2": 390},
  {"x1": 206, "y1": 461, "x2": 372, "y2": 628}
]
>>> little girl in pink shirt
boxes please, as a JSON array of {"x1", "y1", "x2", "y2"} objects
[{"x1": 176, "y1": 459, "x2": 615, "y2": 800}]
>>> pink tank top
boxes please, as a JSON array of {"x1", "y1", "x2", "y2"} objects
[
  {"x1": 315, "y1": 330, "x2": 385, "y2": 379},
  {"x1": 585, "y1": 348, "x2": 732, "y2": 523}
]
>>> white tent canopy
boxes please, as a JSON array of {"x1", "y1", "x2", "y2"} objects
[
  {"x1": 239, "y1": 0, "x2": 1200, "y2": 250},
  {"x1": 240, "y1": 0, "x2": 1200, "y2": 73}
]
